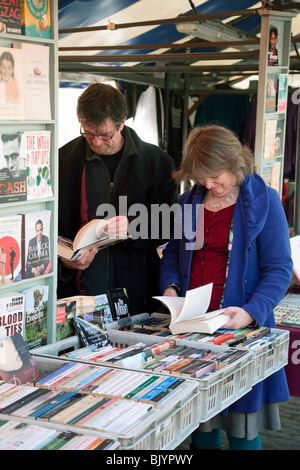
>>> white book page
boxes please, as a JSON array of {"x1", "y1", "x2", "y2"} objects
[
  {"x1": 154, "y1": 283, "x2": 214, "y2": 323},
  {"x1": 175, "y1": 283, "x2": 213, "y2": 323},
  {"x1": 290, "y1": 235, "x2": 300, "y2": 282},
  {"x1": 152, "y1": 296, "x2": 185, "y2": 322}
]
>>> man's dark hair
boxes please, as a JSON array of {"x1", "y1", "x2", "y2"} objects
[{"x1": 77, "y1": 83, "x2": 127, "y2": 129}]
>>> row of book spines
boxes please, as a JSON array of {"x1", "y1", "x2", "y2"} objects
[
  {"x1": 0, "y1": 417, "x2": 114, "y2": 450},
  {"x1": 132, "y1": 322, "x2": 277, "y2": 348},
  {"x1": 0, "y1": 384, "x2": 155, "y2": 433},
  {"x1": 32, "y1": 363, "x2": 185, "y2": 405},
  {"x1": 71, "y1": 333, "x2": 248, "y2": 364}
]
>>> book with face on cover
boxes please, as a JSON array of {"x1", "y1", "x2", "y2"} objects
[
  {"x1": 0, "y1": 333, "x2": 41, "y2": 385},
  {"x1": 154, "y1": 283, "x2": 230, "y2": 335},
  {"x1": 0, "y1": 46, "x2": 24, "y2": 120},
  {"x1": 57, "y1": 215, "x2": 130, "y2": 261},
  {"x1": 0, "y1": 133, "x2": 27, "y2": 203},
  {"x1": 21, "y1": 210, "x2": 51, "y2": 279}
]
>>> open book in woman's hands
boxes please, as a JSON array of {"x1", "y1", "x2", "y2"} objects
[
  {"x1": 154, "y1": 283, "x2": 231, "y2": 334},
  {"x1": 58, "y1": 215, "x2": 129, "y2": 261}
]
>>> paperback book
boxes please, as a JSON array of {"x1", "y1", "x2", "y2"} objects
[
  {"x1": 20, "y1": 130, "x2": 52, "y2": 199},
  {"x1": 57, "y1": 215, "x2": 129, "y2": 261},
  {"x1": 72, "y1": 312, "x2": 110, "y2": 348},
  {"x1": 265, "y1": 73, "x2": 277, "y2": 113},
  {"x1": 0, "y1": 0, "x2": 22, "y2": 34},
  {"x1": 0, "y1": 214, "x2": 22, "y2": 284},
  {"x1": 263, "y1": 119, "x2": 284, "y2": 159},
  {"x1": 20, "y1": 0, "x2": 50, "y2": 38},
  {"x1": 56, "y1": 297, "x2": 77, "y2": 342},
  {"x1": 0, "y1": 333, "x2": 41, "y2": 385},
  {"x1": 13, "y1": 43, "x2": 51, "y2": 120},
  {"x1": 95, "y1": 292, "x2": 114, "y2": 323},
  {"x1": 277, "y1": 73, "x2": 288, "y2": 112},
  {"x1": 154, "y1": 283, "x2": 231, "y2": 335},
  {"x1": 109, "y1": 287, "x2": 130, "y2": 321},
  {"x1": 21, "y1": 210, "x2": 51, "y2": 279},
  {"x1": 0, "y1": 46, "x2": 24, "y2": 120},
  {"x1": 0, "y1": 133, "x2": 26, "y2": 204},
  {"x1": 24, "y1": 285, "x2": 48, "y2": 349},
  {"x1": 0, "y1": 292, "x2": 25, "y2": 339}
]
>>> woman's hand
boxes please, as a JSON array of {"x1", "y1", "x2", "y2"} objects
[
  {"x1": 222, "y1": 306, "x2": 254, "y2": 330},
  {"x1": 61, "y1": 248, "x2": 98, "y2": 271},
  {"x1": 163, "y1": 287, "x2": 179, "y2": 297}
]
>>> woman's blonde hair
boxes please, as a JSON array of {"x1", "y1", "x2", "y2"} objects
[{"x1": 174, "y1": 125, "x2": 255, "y2": 185}]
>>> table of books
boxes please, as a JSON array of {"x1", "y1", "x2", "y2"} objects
[{"x1": 0, "y1": 313, "x2": 289, "y2": 450}]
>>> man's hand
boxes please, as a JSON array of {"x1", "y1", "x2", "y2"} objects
[{"x1": 61, "y1": 248, "x2": 98, "y2": 271}]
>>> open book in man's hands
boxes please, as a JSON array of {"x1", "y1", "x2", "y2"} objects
[
  {"x1": 154, "y1": 283, "x2": 231, "y2": 334},
  {"x1": 58, "y1": 215, "x2": 130, "y2": 261}
]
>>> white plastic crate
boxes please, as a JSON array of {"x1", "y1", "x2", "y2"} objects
[
  {"x1": 33, "y1": 329, "x2": 253, "y2": 423},
  {"x1": 30, "y1": 355, "x2": 200, "y2": 450},
  {"x1": 0, "y1": 413, "x2": 120, "y2": 450},
  {"x1": 246, "y1": 328, "x2": 290, "y2": 385}
]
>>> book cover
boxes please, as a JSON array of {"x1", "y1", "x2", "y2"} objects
[
  {"x1": 24, "y1": 285, "x2": 48, "y2": 349},
  {"x1": 0, "y1": 292, "x2": 25, "y2": 339},
  {"x1": 57, "y1": 215, "x2": 129, "y2": 261},
  {"x1": 0, "y1": 333, "x2": 41, "y2": 385},
  {"x1": 56, "y1": 298, "x2": 76, "y2": 341},
  {"x1": 0, "y1": 46, "x2": 24, "y2": 120},
  {"x1": 0, "y1": 133, "x2": 27, "y2": 204},
  {"x1": 0, "y1": 214, "x2": 22, "y2": 284},
  {"x1": 13, "y1": 43, "x2": 51, "y2": 120},
  {"x1": 72, "y1": 313, "x2": 110, "y2": 348},
  {"x1": 263, "y1": 119, "x2": 284, "y2": 159},
  {"x1": 109, "y1": 287, "x2": 130, "y2": 321},
  {"x1": 20, "y1": 0, "x2": 50, "y2": 38},
  {"x1": 95, "y1": 292, "x2": 114, "y2": 323},
  {"x1": 154, "y1": 283, "x2": 230, "y2": 335},
  {"x1": 21, "y1": 210, "x2": 51, "y2": 279},
  {"x1": 0, "y1": 0, "x2": 22, "y2": 34},
  {"x1": 20, "y1": 130, "x2": 52, "y2": 200},
  {"x1": 265, "y1": 74, "x2": 277, "y2": 113},
  {"x1": 290, "y1": 235, "x2": 300, "y2": 283},
  {"x1": 277, "y1": 73, "x2": 288, "y2": 113}
]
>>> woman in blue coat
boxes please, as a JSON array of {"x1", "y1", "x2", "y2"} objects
[{"x1": 159, "y1": 125, "x2": 293, "y2": 450}]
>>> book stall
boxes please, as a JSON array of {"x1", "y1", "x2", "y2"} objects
[
  {"x1": 0, "y1": 304, "x2": 288, "y2": 451},
  {"x1": 0, "y1": 0, "x2": 298, "y2": 453}
]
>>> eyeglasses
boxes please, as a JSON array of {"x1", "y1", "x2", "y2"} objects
[{"x1": 80, "y1": 124, "x2": 118, "y2": 142}]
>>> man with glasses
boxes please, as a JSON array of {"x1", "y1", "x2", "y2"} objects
[{"x1": 58, "y1": 82, "x2": 178, "y2": 316}]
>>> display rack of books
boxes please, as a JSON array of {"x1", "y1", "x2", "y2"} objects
[
  {"x1": 0, "y1": 416, "x2": 119, "y2": 450},
  {"x1": 116, "y1": 312, "x2": 289, "y2": 387},
  {"x1": 0, "y1": 1, "x2": 58, "y2": 347},
  {"x1": 254, "y1": 9, "x2": 295, "y2": 197},
  {"x1": 0, "y1": 334, "x2": 199, "y2": 450},
  {"x1": 32, "y1": 325, "x2": 254, "y2": 424}
]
